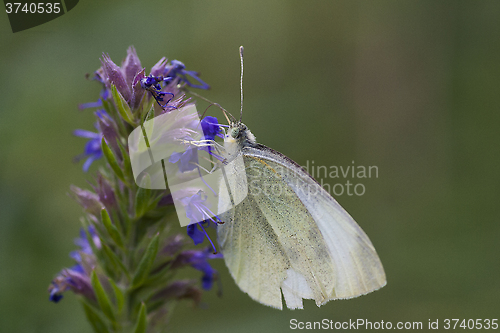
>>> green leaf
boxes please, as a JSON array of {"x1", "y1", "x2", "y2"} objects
[
  {"x1": 102, "y1": 98, "x2": 128, "y2": 138},
  {"x1": 135, "y1": 175, "x2": 152, "y2": 218},
  {"x1": 101, "y1": 209, "x2": 124, "y2": 249},
  {"x1": 81, "y1": 300, "x2": 110, "y2": 333},
  {"x1": 101, "y1": 137, "x2": 126, "y2": 184},
  {"x1": 111, "y1": 84, "x2": 135, "y2": 125},
  {"x1": 91, "y1": 270, "x2": 116, "y2": 322},
  {"x1": 101, "y1": 98, "x2": 114, "y2": 115},
  {"x1": 101, "y1": 243, "x2": 130, "y2": 280},
  {"x1": 108, "y1": 278, "x2": 125, "y2": 314},
  {"x1": 134, "y1": 303, "x2": 148, "y2": 333},
  {"x1": 132, "y1": 233, "x2": 160, "y2": 288},
  {"x1": 97, "y1": 244, "x2": 118, "y2": 280},
  {"x1": 117, "y1": 140, "x2": 133, "y2": 182},
  {"x1": 141, "y1": 102, "x2": 155, "y2": 124}
]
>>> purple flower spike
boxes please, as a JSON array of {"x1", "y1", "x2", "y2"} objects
[
  {"x1": 121, "y1": 46, "x2": 143, "y2": 86},
  {"x1": 52, "y1": 47, "x2": 224, "y2": 320},
  {"x1": 101, "y1": 53, "x2": 131, "y2": 102}
]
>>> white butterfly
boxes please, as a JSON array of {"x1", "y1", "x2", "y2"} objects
[{"x1": 214, "y1": 47, "x2": 385, "y2": 310}]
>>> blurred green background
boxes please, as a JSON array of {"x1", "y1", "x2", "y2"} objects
[{"x1": 1, "y1": 1, "x2": 499, "y2": 332}]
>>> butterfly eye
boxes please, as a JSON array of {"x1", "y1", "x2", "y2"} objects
[{"x1": 230, "y1": 127, "x2": 240, "y2": 138}]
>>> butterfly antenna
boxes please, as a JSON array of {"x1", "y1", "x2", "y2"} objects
[
  {"x1": 186, "y1": 89, "x2": 236, "y2": 124},
  {"x1": 239, "y1": 46, "x2": 244, "y2": 123},
  {"x1": 201, "y1": 103, "x2": 232, "y2": 125}
]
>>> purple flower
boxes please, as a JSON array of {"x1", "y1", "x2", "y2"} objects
[
  {"x1": 101, "y1": 53, "x2": 132, "y2": 102},
  {"x1": 164, "y1": 60, "x2": 210, "y2": 90},
  {"x1": 95, "y1": 109, "x2": 119, "y2": 153},
  {"x1": 49, "y1": 264, "x2": 95, "y2": 303},
  {"x1": 130, "y1": 69, "x2": 146, "y2": 110},
  {"x1": 91, "y1": 172, "x2": 116, "y2": 209},
  {"x1": 74, "y1": 129, "x2": 102, "y2": 172},
  {"x1": 187, "y1": 222, "x2": 208, "y2": 245},
  {"x1": 49, "y1": 265, "x2": 82, "y2": 302},
  {"x1": 201, "y1": 116, "x2": 222, "y2": 141},
  {"x1": 180, "y1": 192, "x2": 222, "y2": 253},
  {"x1": 70, "y1": 227, "x2": 101, "y2": 262},
  {"x1": 200, "y1": 116, "x2": 224, "y2": 158},
  {"x1": 121, "y1": 46, "x2": 143, "y2": 87},
  {"x1": 49, "y1": 227, "x2": 100, "y2": 303},
  {"x1": 100, "y1": 47, "x2": 150, "y2": 109},
  {"x1": 173, "y1": 248, "x2": 222, "y2": 290},
  {"x1": 70, "y1": 185, "x2": 103, "y2": 216},
  {"x1": 189, "y1": 248, "x2": 221, "y2": 290},
  {"x1": 81, "y1": 47, "x2": 146, "y2": 111},
  {"x1": 150, "y1": 57, "x2": 168, "y2": 77},
  {"x1": 180, "y1": 191, "x2": 214, "y2": 225},
  {"x1": 169, "y1": 146, "x2": 199, "y2": 173},
  {"x1": 49, "y1": 283, "x2": 64, "y2": 302}
]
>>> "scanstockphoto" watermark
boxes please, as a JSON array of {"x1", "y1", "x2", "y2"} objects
[{"x1": 290, "y1": 318, "x2": 423, "y2": 330}]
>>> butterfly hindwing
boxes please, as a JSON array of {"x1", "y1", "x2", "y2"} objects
[{"x1": 217, "y1": 171, "x2": 289, "y2": 309}]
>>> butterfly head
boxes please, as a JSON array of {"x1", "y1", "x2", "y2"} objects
[{"x1": 225, "y1": 122, "x2": 256, "y2": 150}]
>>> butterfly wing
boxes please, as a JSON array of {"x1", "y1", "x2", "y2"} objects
[
  {"x1": 217, "y1": 184, "x2": 290, "y2": 309},
  {"x1": 217, "y1": 144, "x2": 386, "y2": 309}
]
